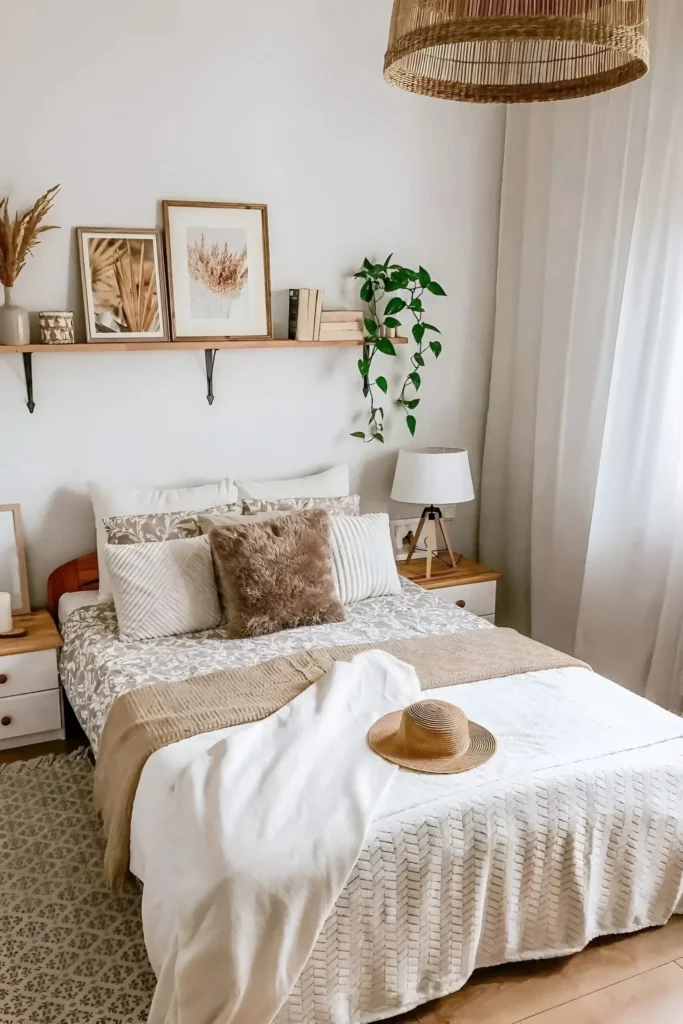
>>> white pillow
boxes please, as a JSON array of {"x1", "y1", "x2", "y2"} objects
[
  {"x1": 328, "y1": 513, "x2": 401, "y2": 605},
  {"x1": 236, "y1": 464, "x2": 350, "y2": 500},
  {"x1": 89, "y1": 478, "x2": 238, "y2": 597},
  {"x1": 104, "y1": 536, "x2": 222, "y2": 642}
]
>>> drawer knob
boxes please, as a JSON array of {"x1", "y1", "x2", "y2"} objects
[
  {"x1": 1, "y1": 715, "x2": 12, "y2": 727},
  {"x1": 0, "y1": 674, "x2": 7, "y2": 685},
  {"x1": 456, "y1": 600, "x2": 466, "y2": 608}
]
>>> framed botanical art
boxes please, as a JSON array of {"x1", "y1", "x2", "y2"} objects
[
  {"x1": 162, "y1": 200, "x2": 272, "y2": 340},
  {"x1": 77, "y1": 227, "x2": 170, "y2": 342}
]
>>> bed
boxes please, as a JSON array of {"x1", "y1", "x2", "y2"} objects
[{"x1": 51, "y1": 553, "x2": 683, "y2": 1024}]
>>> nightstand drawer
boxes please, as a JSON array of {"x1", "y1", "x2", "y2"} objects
[
  {"x1": 0, "y1": 690, "x2": 63, "y2": 742},
  {"x1": 434, "y1": 581, "x2": 497, "y2": 617},
  {"x1": 0, "y1": 649, "x2": 59, "y2": 698}
]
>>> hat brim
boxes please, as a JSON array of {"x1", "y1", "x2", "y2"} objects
[{"x1": 367, "y1": 710, "x2": 496, "y2": 774}]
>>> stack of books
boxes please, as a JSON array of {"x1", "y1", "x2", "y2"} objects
[
  {"x1": 318, "y1": 310, "x2": 364, "y2": 342},
  {"x1": 288, "y1": 289, "x2": 324, "y2": 341}
]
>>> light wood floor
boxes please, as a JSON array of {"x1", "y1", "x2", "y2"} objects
[
  {"x1": 5, "y1": 741, "x2": 683, "y2": 1022},
  {"x1": 386, "y1": 918, "x2": 683, "y2": 1023}
]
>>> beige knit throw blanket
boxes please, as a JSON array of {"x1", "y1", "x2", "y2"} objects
[{"x1": 94, "y1": 628, "x2": 589, "y2": 886}]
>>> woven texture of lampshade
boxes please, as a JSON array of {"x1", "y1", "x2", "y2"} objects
[{"x1": 384, "y1": 1, "x2": 649, "y2": 104}]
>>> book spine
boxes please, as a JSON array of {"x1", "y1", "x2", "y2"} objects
[
  {"x1": 288, "y1": 290, "x2": 300, "y2": 341},
  {"x1": 296, "y1": 289, "x2": 310, "y2": 341},
  {"x1": 314, "y1": 290, "x2": 324, "y2": 340}
]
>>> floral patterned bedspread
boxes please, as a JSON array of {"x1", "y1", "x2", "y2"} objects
[{"x1": 59, "y1": 579, "x2": 492, "y2": 754}]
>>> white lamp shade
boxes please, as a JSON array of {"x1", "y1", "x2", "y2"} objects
[{"x1": 391, "y1": 447, "x2": 475, "y2": 506}]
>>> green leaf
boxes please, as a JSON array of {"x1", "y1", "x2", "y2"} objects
[
  {"x1": 375, "y1": 376, "x2": 388, "y2": 394},
  {"x1": 423, "y1": 323, "x2": 441, "y2": 333},
  {"x1": 406, "y1": 415, "x2": 417, "y2": 437},
  {"x1": 375, "y1": 336, "x2": 397, "y2": 356},
  {"x1": 427, "y1": 280, "x2": 446, "y2": 296},
  {"x1": 384, "y1": 316, "x2": 401, "y2": 329},
  {"x1": 429, "y1": 340, "x2": 442, "y2": 358},
  {"x1": 404, "y1": 269, "x2": 419, "y2": 282},
  {"x1": 384, "y1": 279, "x2": 401, "y2": 293},
  {"x1": 372, "y1": 263, "x2": 386, "y2": 276},
  {"x1": 372, "y1": 432, "x2": 385, "y2": 444},
  {"x1": 414, "y1": 352, "x2": 425, "y2": 367},
  {"x1": 418, "y1": 266, "x2": 431, "y2": 288},
  {"x1": 408, "y1": 298, "x2": 423, "y2": 312},
  {"x1": 383, "y1": 253, "x2": 394, "y2": 268},
  {"x1": 412, "y1": 323, "x2": 425, "y2": 344},
  {"x1": 385, "y1": 297, "x2": 406, "y2": 316},
  {"x1": 407, "y1": 399, "x2": 420, "y2": 410},
  {"x1": 392, "y1": 270, "x2": 410, "y2": 289},
  {"x1": 364, "y1": 318, "x2": 378, "y2": 336},
  {"x1": 358, "y1": 359, "x2": 370, "y2": 376},
  {"x1": 350, "y1": 431, "x2": 366, "y2": 439},
  {"x1": 409, "y1": 371, "x2": 421, "y2": 390},
  {"x1": 354, "y1": 270, "x2": 367, "y2": 279},
  {"x1": 363, "y1": 258, "x2": 374, "y2": 272},
  {"x1": 360, "y1": 279, "x2": 373, "y2": 303}
]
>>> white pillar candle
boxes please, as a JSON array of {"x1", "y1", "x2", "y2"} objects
[{"x1": 0, "y1": 592, "x2": 12, "y2": 634}]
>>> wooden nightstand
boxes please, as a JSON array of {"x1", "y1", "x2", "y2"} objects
[
  {"x1": 0, "y1": 611, "x2": 64, "y2": 751},
  {"x1": 397, "y1": 557, "x2": 502, "y2": 623}
]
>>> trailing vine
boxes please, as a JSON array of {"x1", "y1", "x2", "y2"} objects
[{"x1": 351, "y1": 256, "x2": 446, "y2": 443}]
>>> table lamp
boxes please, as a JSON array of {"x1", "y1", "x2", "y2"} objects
[{"x1": 391, "y1": 447, "x2": 474, "y2": 579}]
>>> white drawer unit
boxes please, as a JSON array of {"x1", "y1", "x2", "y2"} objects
[
  {"x1": 432, "y1": 580, "x2": 497, "y2": 618},
  {"x1": 0, "y1": 610, "x2": 64, "y2": 750},
  {"x1": 0, "y1": 648, "x2": 58, "y2": 698},
  {"x1": 397, "y1": 556, "x2": 501, "y2": 625},
  {"x1": 0, "y1": 690, "x2": 63, "y2": 747}
]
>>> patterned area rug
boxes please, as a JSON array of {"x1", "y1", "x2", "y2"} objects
[{"x1": 0, "y1": 751, "x2": 155, "y2": 1024}]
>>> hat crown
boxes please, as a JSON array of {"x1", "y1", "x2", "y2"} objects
[{"x1": 400, "y1": 700, "x2": 471, "y2": 759}]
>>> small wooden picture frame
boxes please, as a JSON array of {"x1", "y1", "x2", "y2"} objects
[
  {"x1": 77, "y1": 227, "x2": 171, "y2": 342},
  {"x1": 0, "y1": 504, "x2": 30, "y2": 615}
]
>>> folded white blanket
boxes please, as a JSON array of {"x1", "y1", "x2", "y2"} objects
[{"x1": 143, "y1": 649, "x2": 422, "y2": 1024}]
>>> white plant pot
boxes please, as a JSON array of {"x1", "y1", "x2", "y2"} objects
[{"x1": 0, "y1": 287, "x2": 30, "y2": 345}]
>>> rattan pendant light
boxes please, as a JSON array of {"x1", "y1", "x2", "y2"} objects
[{"x1": 384, "y1": 1, "x2": 649, "y2": 104}]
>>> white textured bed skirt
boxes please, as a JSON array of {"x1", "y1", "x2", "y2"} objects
[{"x1": 133, "y1": 668, "x2": 683, "y2": 1024}]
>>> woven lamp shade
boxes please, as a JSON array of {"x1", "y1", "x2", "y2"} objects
[{"x1": 384, "y1": 1, "x2": 649, "y2": 104}]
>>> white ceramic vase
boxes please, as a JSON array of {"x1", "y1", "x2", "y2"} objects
[{"x1": 0, "y1": 286, "x2": 30, "y2": 345}]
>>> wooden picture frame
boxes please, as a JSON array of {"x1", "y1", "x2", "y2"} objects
[
  {"x1": 162, "y1": 200, "x2": 272, "y2": 341},
  {"x1": 0, "y1": 504, "x2": 30, "y2": 615},
  {"x1": 77, "y1": 227, "x2": 171, "y2": 342}
]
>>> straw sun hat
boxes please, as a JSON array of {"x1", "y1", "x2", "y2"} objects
[{"x1": 368, "y1": 699, "x2": 496, "y2": 774}]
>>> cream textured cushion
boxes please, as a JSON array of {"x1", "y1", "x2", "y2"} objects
[
  {"x1": 236, "y1": 465, "x2": 350, "y2": 500},
  {"x1": 104, "y1": 536, "x2": 222, "y2": 642},
  {"x1": 89, "y1": 478, "x2": 238, "y2": 598},
  {"x1": 329, "y1": 513, "x2": 401, "y2": 605},
  {"x1": 242, "y1": 494, "x2": 360, "y2": 517}
]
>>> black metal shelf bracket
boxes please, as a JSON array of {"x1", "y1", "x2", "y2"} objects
[
  {"x1": 205, "y1": 349, "x2": 217, "y2": 406},
  {"x1": 23, "y1": 353, "x2": 35, "y2": 414}
]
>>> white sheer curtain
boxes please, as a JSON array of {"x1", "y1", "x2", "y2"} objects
[{"x1": 480, "y1": 0, "x2": 683, "y2": 711}]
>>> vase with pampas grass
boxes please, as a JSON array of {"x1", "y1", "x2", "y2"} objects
[{"x1": 0, "y1": 185, "x2": 59, "y2": 345}]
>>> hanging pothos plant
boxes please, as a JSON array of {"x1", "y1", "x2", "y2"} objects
[{"x1": 351, "y1": 255, "x2": 446, "y2": 443}]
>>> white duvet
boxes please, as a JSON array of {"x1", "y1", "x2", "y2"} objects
[{"x1": 132, "y1": 663, "x2": 683, "y2": 1024}]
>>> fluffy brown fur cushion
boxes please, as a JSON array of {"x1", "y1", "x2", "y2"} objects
[{"x1": 209, "y1": 508, "x2": 345, "y2": 639}]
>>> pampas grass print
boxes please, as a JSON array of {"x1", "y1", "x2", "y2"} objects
[{"x1": 188, "y1": 235, "x2": 248, "y2": 296}]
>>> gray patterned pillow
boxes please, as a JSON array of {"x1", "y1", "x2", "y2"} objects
[
  {"x1": 241, "y1": 494, "x2": 360, "y2": 517},
  {"x1": 104, "y1": 504, "x2": 243, "y2": 545}
]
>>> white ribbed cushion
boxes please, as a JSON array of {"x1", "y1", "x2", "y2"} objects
[
  {"x1": 328, "y1": 513, "x2": 401, "y2": 605},
  {"x1": 104, "y1": 536, "x2": 222, "y2": 641}
]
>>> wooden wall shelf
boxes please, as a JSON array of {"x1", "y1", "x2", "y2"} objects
[{"x1": 0, "y1": 338, "x2": 408, "y2": 411}]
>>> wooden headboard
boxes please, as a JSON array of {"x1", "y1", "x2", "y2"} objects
[{"x1": 47, "y1": 552, "x2": 99, "y2": 619}]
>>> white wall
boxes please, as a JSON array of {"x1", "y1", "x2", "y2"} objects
[{"x1": 1, "y1": 0, "x2": 505, "y2": 604}]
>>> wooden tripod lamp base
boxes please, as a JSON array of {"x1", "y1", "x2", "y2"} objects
[{"x1": 405, "y1": 505, "x2": 460, "y2": 580}]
